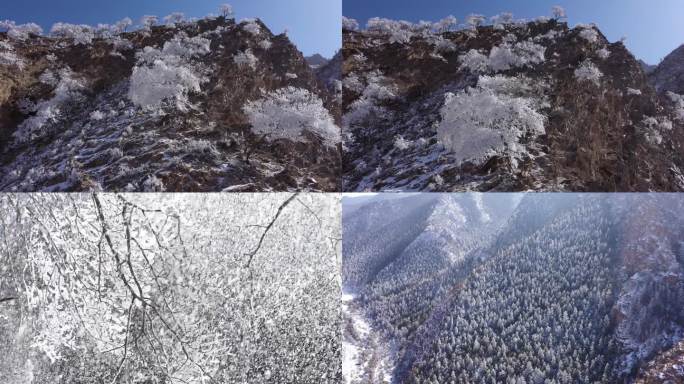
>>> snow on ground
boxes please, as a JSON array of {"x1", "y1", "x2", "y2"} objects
[{"x1": 342, "y1": 292, "x2": 394, "y2": 384}]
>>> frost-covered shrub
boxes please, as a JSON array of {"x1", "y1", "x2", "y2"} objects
[
  {"x1": 219, "y1": 4, "x2": 234, "y2": 18},
  {"x1": 128, "y1": 33, "x2": 211, "y2": 112},
  {"x1": 113, "y1": 17, "x2": 132, "y2": 34},
  {"x1": 140, "y1": 15, "x2": 158, "y2": 30},
  {"x1": 574, "y1": 59, "x2": 603, "y2": 85},
  {"x1": 597, "y1": 47, "x2": 611, "y2": 59},
  {"x1": 1, "y1": 20, "x2": 43, "y2": 40},
  {"x1": 164, "y1": 13, "x2": 185, "y2": 26},
  {"x1": 575, "y1": 24, "x2": 599, "y2": 43},
  {"x1": 243, "y1": 87, "x2": 340, "y2": 147},
  {"x1": 50, "y1": 23, "x2": 95, "y2": 45},
  {"x1": 459, "y1": 50, "x2": 489, "y2": 73},
  {"x1": 489, "y1": 40, "x2": 546, "y2": 72},
  {"x1": 13, "y1": 68, "x2": 85, "y2": 143},
  {"x1": 366, "y1": 17, "x2": 416, "y2": 44},
  {"x1": 627, "y1": 88, "x2": 642, "y2": 96},
  {"x1": 641, "y1": 116, "x2": 672, "y2": 145},
  {"x1": 667, "y1": 92, "x2": 684, "y2": 121},
  {"x1": 241, "y1": 18, "x2": 261, "y2": 36},
  {"x1": 491, "y1": 12, "x2": 514, "y2": 29},
  {"x1": 343, "y1": 71, "x2": 397, "y2": 130},
  {"x1": 460, "y1": 40, "x2": 546, "y2": 73},
  {"x1": 466, "y1": 14, "x2": 486, "y2": 30},
  {"x1": 552, "y1": 5, "x2": 567, "y2": 19},
  {"x1": 233, "y1": 49, "x2": 258, "y2": 69},
  {"x1": 342, "y1": 16, "x2": 360, "y2": 31},
  {"x1": 437, "y1": 75, "x2": 546, "y2": 165},
  {"x1": 142, "y1": 174, "x2": 166, "y2": 191},
  {"x1": 433, "y1": 15, "x2": 457, "y2": 33},
  {"x1": 89, "y1": 110, "x2": 105, "y2": 121},
  {"x1": 258, "y1": 39, "x2": 272, "y2": 49},
  {"x1": 0, "y1": 41, "x2": 24, "y2": 68},
  {"x1": 187, "y1": 138, "x2": 220, "y2": 157},
  {"x1": 394, "y1": 135, "x2": 411, "y2": 150}
]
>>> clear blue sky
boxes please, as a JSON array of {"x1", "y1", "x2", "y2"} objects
[
  {"x1": 344, "y1": 0, "x2": 684, "y2": 64},
  {"x1": 0, "y1": 0, "x2": 341, "y2": 57}
]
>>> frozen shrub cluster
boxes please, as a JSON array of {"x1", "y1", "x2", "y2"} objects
[
  {"x1": 50, "y1": 23, "x2": 95, "y2": 45},
  {"x1": 89, "y1": 110, "x2": 105, "y2": 121},
  {"x1": 576, "y1": 24, "x2": 599, "y2": 43},
  {"x1": 641, "y1": 116, "x2": 672, "y2": 145},
  {"x1": 574, "y1": 59, "x2": 603, "y2": 85},
  {"x1": 437, "y1": 75, "x2": 546, "y2": 165},
  {"x1": 597, "y1": 47, "x2": 611, "y2": 59},
  {"x1": 243, "y1": 86, "x2": 340, "y2": 147},
  {"x1": 13, "y1": 68, "x2": 85, "y2": 143},
  {"x1": 460, "y1": 40, "x2": 546, "y2": 73},
  {"x1": 140, "y1": 15, "x2": 158, "y2": 31},
  {"x1": 366, "y1": 18, "x2": 418, "y2": 44},
  {"x1": 394, "y1": 135, "x2": 411, "y2": 150},
  {"x1": 0, "y1": 20, "x2": 43, "y2": 40},
  {"x1": 233, "y1": 48, "x2": 258, "y2": 69},
  {"x1": 667, "y1": 91, "x2": 684, "y2": 121},
  {"x1": 0, "y1": 41, "x2": 24, "y2": 68},
  {"x1": 627, "y1": 88, "x2": 642, "y2": 96},
  {"x1": 128, "y1": 32, "x2": 211, "y2": 112},
  {"x1": 241, "y1": 18, "x2": 261, "y2": 36},
  {"x1": 343, "y1": 70, "x2": 397, "y2": 131},
  {"x1": 258, "y1": 39, "x2": 272, "y2": 50},
  {"x1": 163, "y1": 12, "x2": 185, "y2": 26},
  {"x1": 343, "y1": 16, "x2": 360, "y2": 31},
  {"x1": 466, "y1": 14, "x2": 486, "y2": 30},
  {"x1": 491, "y1": 12, "x2": 514, "y2": 30}
]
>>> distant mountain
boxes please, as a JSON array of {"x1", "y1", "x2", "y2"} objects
[
  {"x1": 305, "y1": 53, "x2": 330, "y2": 68},
  {"x1": 650, "y1": 44, "x2": 684, "y2": 94},
  {"x1": 638, "y1": 59, "x2": 656, "y2": 74},
  {"x1": 343, "y1": 18, "x2": 684, "y2": 192},
  {"x1": 343, "y1": 193, "x2": 684, "y2": 383},
  {"x1": 0, "y1": 17, "x2": 341, "y2": 191}
]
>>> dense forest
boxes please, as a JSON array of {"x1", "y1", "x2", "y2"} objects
[
  {"x1": 342, "y1": 194, "x2": 684, "y2": 383},
  {"x1": 0, "y1": 193, "x2": 341, "y2": 383}
]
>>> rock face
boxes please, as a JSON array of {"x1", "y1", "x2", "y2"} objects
[
  {"x1": 0, "y1": 17, "x2": 341, "y2": 192},
  {"x1": 650, "y1": 44, "x2": 684, "y2": 94},
  {"x1": 342, "y1": 193, "x2": 684, "y2": 383},
  {"x1": 342, "y1": 19, "x2": 684, "y2": 192}
]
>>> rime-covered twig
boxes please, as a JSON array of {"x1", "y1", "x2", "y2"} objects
[{"x1": 244, "y1": 193, "x2": 299, "y2": 268}]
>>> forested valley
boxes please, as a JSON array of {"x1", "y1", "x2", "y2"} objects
[{"x1": 342, "y1": 194, "x2": 684, "y2": 383}]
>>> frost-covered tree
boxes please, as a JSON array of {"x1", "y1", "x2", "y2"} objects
[
  {"x1": 552, "y1": 5, "x2": 567, "y2": 20},
  {"x1": 139, "y1": 15, "x2": 158, "y2": 30},
  {"x1": 163, "y1": 12, "x2": 185, "y2": 26},
  {"x1": 219, "y1": 3, "x2": 234, "y2": 18},
  {"x1": 466, "y1": 14, "x2": 486, "y2": 30},
  {"x1": 0, "y1": 193, "x2": 342, "y2": 384},
  {"x1": 0, "y1": 20, "x2": 43, "y2": 40},
  {"x1": 243, "y1": 87, "x2": 341, "y2": 148},
  {"x1": 113, "y1": 17, "x2": 132, "y2": 34},
  {"x1": 342, "y1": 16, "x2": 360, "y2": 31},
  {"x1": 50, "y1": 23, "x2": 95, "y2": 45},
  {"x1": 434, "y1": 15, "x2": 457, "y2": 33}
]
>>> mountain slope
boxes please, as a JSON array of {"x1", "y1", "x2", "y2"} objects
[
  {"x1": 342, "y1": 19, "x2": 684, "y2": 192},
  {"x1": 0, "y1": 17, "x2": 341, "y2": 191},
  {"x1": 650, "y1": 44, "x2": 684, "y2": 94},
  {"x1": 342, "y1": 194, "x2": 684, "y2": 383}
]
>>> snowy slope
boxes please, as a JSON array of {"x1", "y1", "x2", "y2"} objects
[
  {"x1": 342, "y1": 18, "x2": 684, "y2": 192},
  {"x1": 0, "y1": 17, "x2": 340, "y2": 191}
]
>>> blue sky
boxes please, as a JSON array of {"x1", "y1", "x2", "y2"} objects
[
  {"x1": 344, "y1": 0, "x2": 684, "y2": 64},
  {"x1": 0, "y1": 0, "x2": 341, "y2": 57}
]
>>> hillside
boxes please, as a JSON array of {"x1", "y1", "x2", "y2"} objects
[
  {"x1": 0, "y1": 16, "x2": 341, "y2": 192},
  {"x1": 342, "y1": 194, "x2": 684, "y2": 383},
  {"x1": 342, "y1": 17, "x2": 684, "y2": 192}
]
